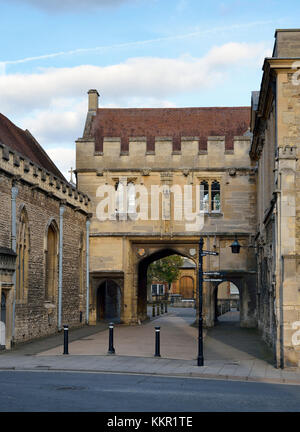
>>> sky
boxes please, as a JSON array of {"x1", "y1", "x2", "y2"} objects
[{"x1": 0, "y1": 0, "x2": 299, "y2": 179}]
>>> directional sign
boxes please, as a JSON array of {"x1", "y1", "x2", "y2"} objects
[
  {"x1": 203, "y1": 272, "x2": 221, "y2": 276},
  {"x1": 201, "y1": 251, "x2": 219, "y2": 256},
  {"x1": 203, "y1": 279, "x2": 223, "y2": 283}
]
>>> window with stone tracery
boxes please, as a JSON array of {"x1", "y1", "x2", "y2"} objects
[
  {"x1": 200, "y1": 179, "x2": 221, "y2": 213},
  {"x1": 114, "y1": 178, "x2": 136, "y2": 217}
]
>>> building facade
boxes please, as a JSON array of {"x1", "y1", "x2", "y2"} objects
[
  {"x1": 0, "y1": 114, "x2": 91, "y2": 348},
  {"x1": 251, "y1": 29, "x2": 300, "y2": 367},
  {"x1": 76, "y1": 91, "x2": 257, "y2": 329}
]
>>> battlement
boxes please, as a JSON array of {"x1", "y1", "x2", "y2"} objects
[
  {"x1": 76, "y1": 135, "x2": 252, "y2": 172},
  {"x1": 277, "y1": 145, "x2": 298, "y2": 160},
  {"x1": 0, "y1": 142, "x2": 91, "y2": 213}
]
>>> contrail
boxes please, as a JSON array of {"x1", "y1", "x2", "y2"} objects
[{"x1": 0, "y1": 20, "x2": 275, "y2": 69}]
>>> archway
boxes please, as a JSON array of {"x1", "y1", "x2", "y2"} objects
[
  {"x1": 137, "y1": 248, "x2": 196, "y2": 321},
  {"x1": 215, "y1": 281, "x2": 240, "y2": 323},
  {"x1": 0, "y1": 292, "x2": 6, "y2": 348},
  {"x1": 96, "y1": 280, "x2": 121, "y2": 323}
]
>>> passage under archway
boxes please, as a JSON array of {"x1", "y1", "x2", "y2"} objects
[
  {"x1": 215, "y1": 281, "x2": 240, "y2": 323},
  {"x1": 96, "y1": 280, "x2": 121, "y2": 323},
  {"x1": 0, "y1": 292, "x2": 6, "y2": 348}
]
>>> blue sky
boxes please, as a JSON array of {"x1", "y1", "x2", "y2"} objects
[{"x1": 0, "y1": 0, "x2": 299, "y2": 178}]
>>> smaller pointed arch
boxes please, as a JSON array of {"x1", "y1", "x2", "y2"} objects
[{"x1": 16, "y1": 206, "x2": 30, "y2": 302}]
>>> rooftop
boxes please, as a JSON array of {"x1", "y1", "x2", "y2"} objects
[
  {"x1": 0, "y1": 113, "x2": 65, "y2": 181},
  {"x1": 89, "y1": 106, "x2": 250, "y2": 152}
]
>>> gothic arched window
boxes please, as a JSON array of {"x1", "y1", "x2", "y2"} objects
[
  {"x1": 199, "y1": 180, "x2": 221, "y2": 213},
  {"x1": 16, "y1": 208, "x2": 30, "y2": 301},
  {"x1": 45, "y1": 221, "x2": 58, "y2": 302},
  {"x1": 211, "y1": 180, "x2": 221, "y2": 212},
  {"x1": 127, "y1": 182, "x2": 136, "y2": 214},
  {"x1": 200, "y1": 180, "x2": 209, "y2": 212}
]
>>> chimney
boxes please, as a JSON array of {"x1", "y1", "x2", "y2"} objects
[{"x1": 87, "y1": 89, "x2": 99, "y2": 112}]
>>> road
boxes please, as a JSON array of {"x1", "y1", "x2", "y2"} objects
[{"x1": 0, "y1": 371, "x2": 300, "y2": 412}]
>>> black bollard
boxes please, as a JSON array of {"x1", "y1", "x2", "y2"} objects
[
  {"x1": 154, "y1": 326, "x2": 161, "y2": 357},
  {"x1": 152, "y1": 303, "x2": 155, "y2": 317},
  {"x1": 63, "y1": 325, "x2": 69, "y2": 355},
  {"x1": 108, "y1": 322, "x2": 115, "y2": 355},
  {"x1": 156, "y1": 303, "x2": 160, "y2": 316},
  {"x1": 161, "y1": 302, "x2": 164, "y2": 314},
  {"x1": 164, "y1": 301, "x2": 168, "y2": 313}
]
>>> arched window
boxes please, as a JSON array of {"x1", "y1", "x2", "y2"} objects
[
  {"x1": 79, "y1": 232, "x2": 85, "y2": 298},
  {"x1": 199, "y1": 180, "x2": 221, "y2": 213},
  {"x1": 200, "y1": 181, "x2": 209, "y2": 212},
  {"x1": 127, "y1": 182, "x2": 136, "y2": 214},
  {"x1": 45, "y1": 222, "x2": 58, "y2": 302},
  {"x1": 115, "y1": 181, "x2": 125, "y2": 214},
  {"x1": 211, "y1": 180, "x2": 221, "y2": 212},
  {"x1": 16, "y1": 208, "x2": 30, "y2": 301}
]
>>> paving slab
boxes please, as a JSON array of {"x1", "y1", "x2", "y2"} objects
[{"x1": 0, "y1": 309, "x2": 299, "y2": 385}]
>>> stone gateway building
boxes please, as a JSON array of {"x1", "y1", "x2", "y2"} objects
[
  {"x1": 76, "y1": 29, "x2": 300, "y2": 369},
  {"x1": 0, "y1": 113, "x2": 91, "y2": 349},
  {"x1": 76, "y1": 97, "x2": 257, "y2": 331}
]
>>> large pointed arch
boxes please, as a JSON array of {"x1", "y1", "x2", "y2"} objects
[{"x1": 44, "y1": 218, "x2": 59, "y2": 302}]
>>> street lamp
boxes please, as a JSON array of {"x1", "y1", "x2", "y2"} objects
[
  {"x1": 230, "y1": 235, "x2": 241, "y2": 254},
  {"x1": 230, "y1": 235, "x2": 256, "y2": 254}
]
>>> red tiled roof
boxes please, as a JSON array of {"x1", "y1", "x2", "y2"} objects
[
  {"x1": 0, "y1": 113, "x2": 65, "y2": 181},
  {"x1": 91, "y1": 107, "x2": 250, "y2": 152}
]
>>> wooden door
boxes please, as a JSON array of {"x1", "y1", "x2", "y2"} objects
[{"x1": 180, "y1": 277, "x2": 194, "y2": 299}]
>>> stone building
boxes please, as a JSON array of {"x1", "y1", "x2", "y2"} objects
[
  {"x1": 170, "y1": 258, "x2": 197, "y2": 300},
  {"x1": 251, "y1": 29, "x2": 300, "y2": 367},
  {"x1": 76, "y1": 91, "x2": 257, "y2": 329},
  {"x1": 0, "y1": 113, "x2": 91, "y2": 349}
]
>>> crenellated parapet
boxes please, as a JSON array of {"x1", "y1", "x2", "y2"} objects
[
  {"x1": 0, "y1": 142, "x2": 91, "y2": 214},
  {"x1": 76, "y1": 135, "x2": 252, "y2": 172}
]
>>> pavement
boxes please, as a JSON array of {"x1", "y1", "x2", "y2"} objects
[{"x1": 1, "y1": 307, "x2": 300, "y2": 385}]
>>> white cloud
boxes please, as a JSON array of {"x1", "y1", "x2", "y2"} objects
[
  {"x1": 0, "y1": 42, "x2": 269, "y2": 115},
  {"x1": 0, "y1": 41, "x2": 270, "y2": 175},
  {"x1": 3, "y1": 0, "x2": 136, "y2": 12},
  {"x1": 46, "y1": 147, "x2": 75, "y2": 180}
]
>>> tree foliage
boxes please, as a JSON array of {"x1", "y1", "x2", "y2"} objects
[{"x1": 147, "y1": 255, "x2": 184, "y2": 288}]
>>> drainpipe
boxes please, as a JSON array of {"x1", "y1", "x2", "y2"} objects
[
  {"x1": 11, "y1": 182, "x2": 19, "y2": 342},
  {"x1": 86, "y1": 218, "x2": 90, "y2": 324},
  {"x1": 58, "y1": 205, "x2": 65, "y2": 331}
]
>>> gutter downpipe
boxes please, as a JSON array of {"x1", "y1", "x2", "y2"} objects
[
  {"x1": 58, "y1": 205, "x2": 65, "y2": 331},
  {"x1": 273, "y1": 73, "x2": 283, "y2": 368},
  {"x1": 86, "y1": 219, "x2": 90, "y2": 325},
  {"x1": 11, "y1": 182, "x2": 19, "y2": 344}
]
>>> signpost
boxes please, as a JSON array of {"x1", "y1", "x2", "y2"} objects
[
  {"x1": 203, "y1": 279, "x2": 223, "y2": 282},
  {"x1": 198, "y1": 238, "x2": 220, "y2": 367}
]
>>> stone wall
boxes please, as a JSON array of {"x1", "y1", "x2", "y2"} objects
[{"x1": 0, "y1": 141, "x2": 91, "y2": 346}]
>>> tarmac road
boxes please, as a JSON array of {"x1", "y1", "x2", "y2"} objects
[{"x1": 0, "y1": 370, "x2": 300, "y2": 412}]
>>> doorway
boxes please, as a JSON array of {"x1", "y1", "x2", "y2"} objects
[
  {"x1": 96, "y1": 280, "x2": 121, "y2": 323},
  {"x1": 0, "y1": 292, "x2": 6, "y2": 348},
  {"x1": 215, "y1": 281, "x2": 240, "y2": 323}
]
